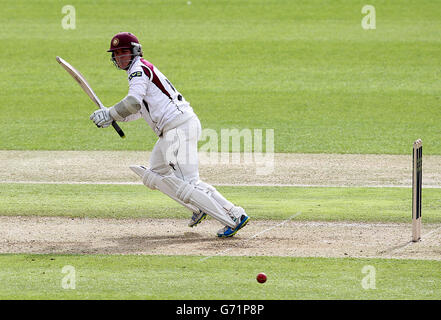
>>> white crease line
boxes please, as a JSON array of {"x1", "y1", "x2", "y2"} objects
[
  {"x1": 2, "y1": 180, "x2": 441, "y2": 188},
  {"x1": 0, "y1": 181, "x2": 142, "y2": 185},
  {"x1": 422, "y1": 226, "x2": 441, "y2": 239},
  {"x1": 199, "y1": 212, "x2": 302, "y2": 262},
  {"x1": 246, "y1": 212, "x2": 302, "y2": 240}
]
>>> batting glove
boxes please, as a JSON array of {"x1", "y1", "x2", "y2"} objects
[{"x1": 90, "y1": 107, "x2": 113, "y2": 128}]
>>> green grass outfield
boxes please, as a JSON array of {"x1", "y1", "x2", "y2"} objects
[
  {"x1": 1, "y1": 183, "x2": 441, "y2": 223},
  {"x1": 1, "y1": 0, "x2": 441, "y2": 153},
  {"x1": 2, "y1": 0, "x2": 441, "y2": 300},
  {"x1": 1, "y1": 254, "x2": 440, "y2": 299}
]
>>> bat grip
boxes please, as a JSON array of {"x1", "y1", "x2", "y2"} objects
[{"x1": 111, "y1": 121, "x2": 126, "y2": 138}]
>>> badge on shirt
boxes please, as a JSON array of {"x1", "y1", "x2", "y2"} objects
[{"x1": 129, "y1": 71, "x2": 142, "y2": 80}]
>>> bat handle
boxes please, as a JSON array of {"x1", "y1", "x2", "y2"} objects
[{"x1": 111, "y1": 121, "x2": 126, "y2": 138}]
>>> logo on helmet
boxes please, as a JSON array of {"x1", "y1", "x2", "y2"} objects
[{"x1": 112, "y1": 38, "x2": 119, "y2": 46}]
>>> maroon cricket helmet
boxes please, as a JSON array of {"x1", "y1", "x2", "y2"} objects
[
  {"x1": 107, "y1": 32, "x2": 140, "y2": 52},
  {"x1": 108, "y1": 32, "x2": 143, "y2": 70}
]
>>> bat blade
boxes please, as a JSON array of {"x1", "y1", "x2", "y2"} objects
[{"x1": 56, "y1": 56, "x2": 125, "y2": 138}]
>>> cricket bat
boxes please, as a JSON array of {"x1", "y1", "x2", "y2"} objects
[{"x1": 56, "y1": 56, "x2": 125, "y2": 138}]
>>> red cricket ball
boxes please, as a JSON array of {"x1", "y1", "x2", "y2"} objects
[{"x1": 256, "y1": 272, "x2": 267, "y2": 283}]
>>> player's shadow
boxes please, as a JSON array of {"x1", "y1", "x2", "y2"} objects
[
  {"x1": 104, "y1": 233, "x2": 224, "y2": 254},
  {"x1": 377, "y1": 240, "x2": 414, "y2": 256}
]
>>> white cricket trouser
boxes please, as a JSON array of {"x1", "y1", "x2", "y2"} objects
[
  {"x1": 149, "y1": 115, "x2": 201, "y2": 182},
  {"x1": 147, "y1": 115, "x2": 238, "y2": 226}
]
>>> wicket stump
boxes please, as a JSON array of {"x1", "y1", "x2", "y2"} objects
[{"x1": 412, "y1": 139, "x2": 422, "y2": 242}]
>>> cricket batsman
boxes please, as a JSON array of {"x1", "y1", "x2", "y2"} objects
[{"x1": 90, "y1": 32, "x2": 250, "y2": 237}]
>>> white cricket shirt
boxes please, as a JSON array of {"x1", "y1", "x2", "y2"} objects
[{"x1": 122, "y1": 56, "x2": 196, "y2": 136}]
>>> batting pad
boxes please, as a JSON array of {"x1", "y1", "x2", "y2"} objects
[{"x1": 130, "y1": 165, "x2": 236, "y2": 227}]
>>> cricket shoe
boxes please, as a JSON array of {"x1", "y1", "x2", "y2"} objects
[
  {"x1": 188, "y1": 210, "x2": 207, "y2": 227},
  {"x1": 217, "y1": 207, "x2": 250, "y2": 238}
]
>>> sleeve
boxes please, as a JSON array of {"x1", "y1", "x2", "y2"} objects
[
  {"x1": 119, "y1": 112, "x2": 142, "y2": 122},
  {"x1": 127, "y1": 68, "x2": 149, "y2": 102},
  {"x1": 108, "y1": 68, "x2": 149, "y2": 121}
]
